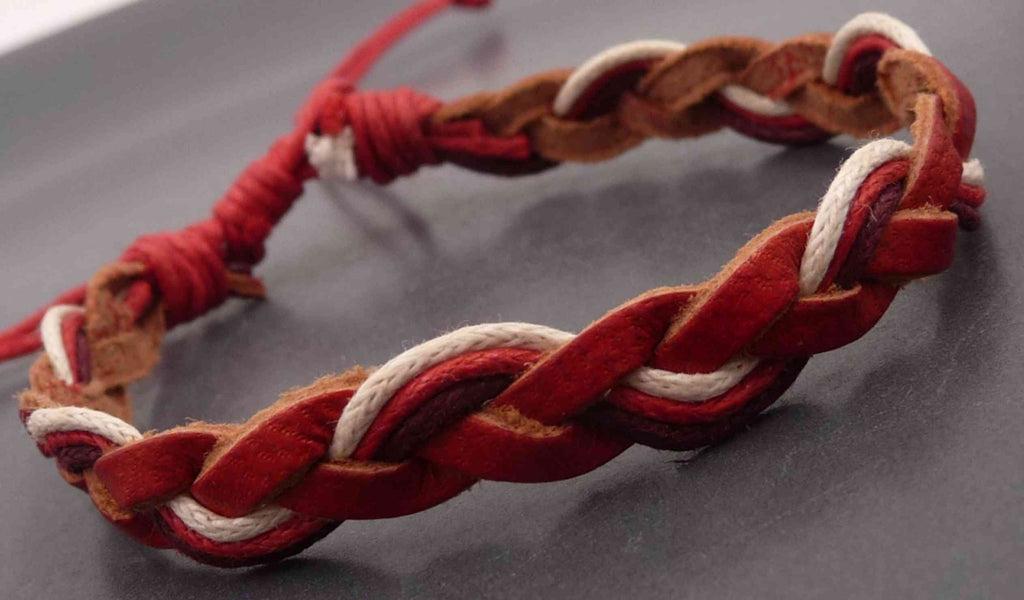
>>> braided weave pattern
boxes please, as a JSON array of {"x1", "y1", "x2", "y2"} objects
[{"x1": 9, "y1": 3, "x2": 989, "y2": 568}]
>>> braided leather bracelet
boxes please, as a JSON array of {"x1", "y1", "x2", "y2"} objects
[{"x1": 2, "y1": 0, "x2": 987, "y2": 567}]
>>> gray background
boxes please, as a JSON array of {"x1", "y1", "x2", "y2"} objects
[{"x1": 1, "y1": 0, "x2": 1022, "y2": 598}]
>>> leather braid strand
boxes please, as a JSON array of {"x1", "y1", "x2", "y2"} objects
[{"x1": 4, "y1": 2, "x2": 988, "y2": 567}]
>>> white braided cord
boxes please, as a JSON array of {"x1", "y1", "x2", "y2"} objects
[
  {"x1": 29, "y1": 139, "x2": 985, "y2": 542},
  {"x1": 25, "y1": 405, "x2": 294, "y2": 542},
  {"x1": 29, "y1": 163, "x2": 988, "y2": 545},
  {"x1": 823, "y1": 13, "x2": 930, "y2": 85},
  {"x1": 552, "y1": 40, "x2": 687, "y2": 117},
  {"x1": 328, "y1": 323, "x2": 571, "y2": 459},
  {"x1": 26, "y1": 406, "x2": 142, "y2": 446},
  {"x1": 800, "y1": 141, "x2": 985, "y2": 295},
  {"x1": 165, "y1": 496, "x2": 295, "y2": 543},
  {"x1": 33, "y1": 138, "x2": 985, "y2": 542},
  {"x1": 718, "y1": 84, "x2": 794, "y2": 118},
  {"x1": 40, "y1": 304, "x2": 84, "y2": 385},
  {"x1": 327, "y1": 322, "x2": 763, "y2": 459},
  {"x1": 799, "y1": 139, "x2": 912, "y2": 295},
  {"x1": 307, "y1": 13, "x2": 928, "y2": 182},
  {"x1": 621, "y1": 356, "x2": 759, "y2": 401}
]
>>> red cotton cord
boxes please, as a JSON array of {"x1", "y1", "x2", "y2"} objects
[{"x1": 0, "y1": 0, "x2": 493, "y2": 363}]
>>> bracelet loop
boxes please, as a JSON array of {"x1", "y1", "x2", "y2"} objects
[{"x1": 4, "y1": 1, "x2": 988, "y2": 567}]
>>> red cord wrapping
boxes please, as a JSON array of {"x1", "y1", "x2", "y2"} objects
[{"x1": 0, "y1": 0, "x2": 512, "y2": 357}]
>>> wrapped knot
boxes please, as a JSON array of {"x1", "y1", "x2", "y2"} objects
[
  {"x1": 310, "y1": 87, "x2": 444, "y2": 184},
  {"x1": 0, "y1": 0, "x2": 495, "y2": 362},
  {"x1": 119, "y1": 222, "x2": 255, "y2": 327},
  {"x1": 306, "y1": 86, "x2": 538, "y2": 185},
  {"x1": 212, "y1": 148, "x2": 306, "y2": 267}
]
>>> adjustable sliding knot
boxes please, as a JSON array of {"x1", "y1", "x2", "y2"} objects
[
  {"x1": 119, "y1": 216, "x2": 271, "y2": 328},
  {"x1": 120, "y1": 223, "x2": 231, "y2": 327},
  {"x1": 306, "y1": 86, "x2": 539, "y2": 185},
  {"x1": 0, "y1": 0, "x2": 500, "y2": 365},
  {"x1": 308, "y1": 87, "x2": 444, "y2": 185}
]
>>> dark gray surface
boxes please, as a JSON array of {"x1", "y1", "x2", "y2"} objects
[{"x1": 2, "y1": 1, "x2": 1022, "y2": 598}]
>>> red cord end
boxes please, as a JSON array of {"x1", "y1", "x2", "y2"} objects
[{"x1": 453, "y1": 0, "x2": 491, "y2": 8}]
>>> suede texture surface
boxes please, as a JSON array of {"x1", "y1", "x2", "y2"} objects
[{"x1": 1, "y1": 0, "x2": 1022, "y2": 597}]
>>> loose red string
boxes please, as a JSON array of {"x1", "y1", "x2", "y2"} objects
[
  {"x1": 0, "y1": 285, "x2": 87, "y2": 361},
  {"x1": 0, "y1": 0, "x2": 497, "y2": 362},
  {"x1": 330, "y1": 0, "x2": 490, "y2": 86}
]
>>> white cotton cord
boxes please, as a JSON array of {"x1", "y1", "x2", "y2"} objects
[
  {"x1": 26, "y1": 407, "x2": 293, "y2": 543},
  {"x1": 961, "y1": 158, "x2": 985, "y2": 187},
  {"x1": 25, "y1": 405, "x2": 299, "y2": 543},
  {"x1": 553, "y1": 40, "x2": 688, "y2": 117},
  {"x1": 25, "y1": 407, "x2": 291, "y2": 544},
  {"x1": 823, "y1": 13, "x2": 930, "y2": 85},
  {"x1": 799, "y1": 140, "x2": 986, "y2": 296},
  {"x1": 623, "y1": 355, "x2": 759, "y2": 401},
  {"x1": 552, "y1": 39, "x2": 794, "y2": 120},
  {"x1": 40, "y1": 304, "x2": 84, "y2": 385},
  {"x1": 165, "y1": 495, "x2": 295, "y2": 543},
  {"x1": 25, "y1": 406, "x2": 141, "y2": 446},
  {"x1": 799, "y1": 139, "x2": 912, "y2": 295},
  {"x1": 718, "y1": 84, "x2": 794, "y2": 118},
  {"x1": 329, "y1": 323, "x2": 573, "y2": 459},
  {"x1": 29, "y1": 307, "x2": 754, "y2": 541},
  {"x1": 329, "y1": 322, "x2": 760, "y2": 459},
  {"x1": 305, "y1": 128, "x2": 358, "y2": 182}
]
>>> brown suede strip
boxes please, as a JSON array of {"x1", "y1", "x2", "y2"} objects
[
  {"x1": 85, "y1": 262, "x2": 165, "y2": 388},
  {"x1": 429, "y1": 33, "x2": 915, "y2": 162},
  {"x1": 640, "y1": 37, "x2": 767, "y2": 104},
  {"x1": 787, "y1": 83, "x2": 899, "y2": 136},
  {"x1": 84, "y1": 263, "x2": 147, "y2": 340},
  {"x1": 618, "y1": 93, "x2": 726, "y2": 140},
  {"x1": 431, "y1": 69, "x2": 572, "y2": 136},
  {"x1": 528, "y1": 113, "x2": 644, "y2": 163},
  {"x1": 24, "y1": 356, "x2": 132, "y2": 422},
  {"x1": 737, "y1": 34, "x2": 830, "y2": 96},
  {"x1": 877, "y1": 50, "x2": 964, "y2": 133}
]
